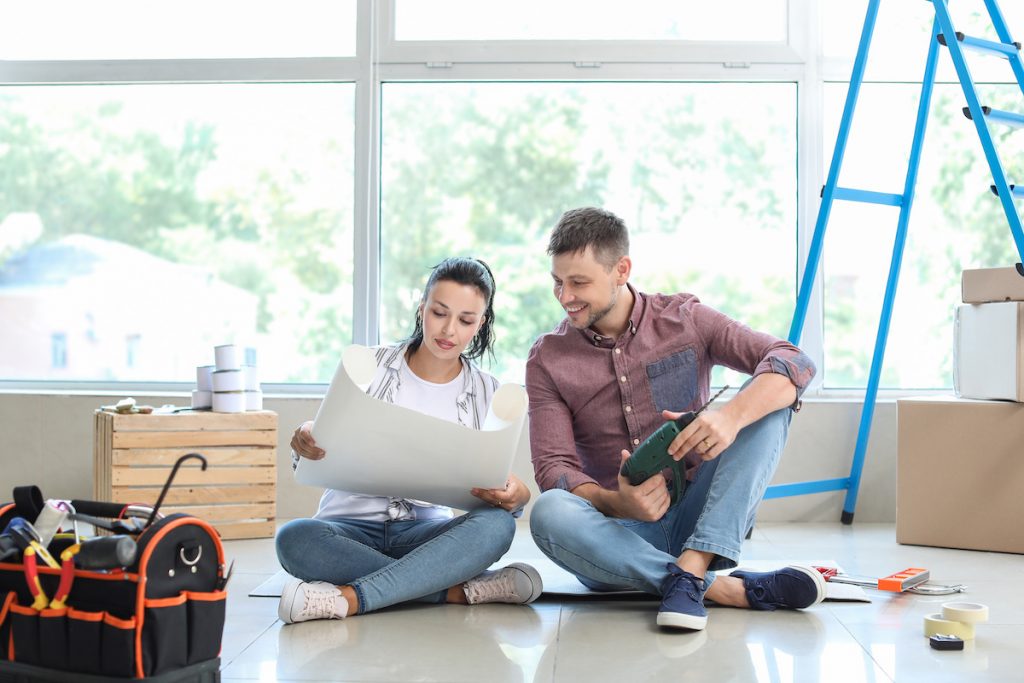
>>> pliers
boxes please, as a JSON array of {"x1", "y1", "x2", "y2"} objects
[
  {"x1": 48, "y1": 544, "x2": 81, "y2": 610},
  {"x1": 22, "y1": 546, "x2": 49, "y2": 611}
]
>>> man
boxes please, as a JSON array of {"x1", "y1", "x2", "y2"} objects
[{"x1": 526, "y1": 207, "x2": 825, "y2": 631}]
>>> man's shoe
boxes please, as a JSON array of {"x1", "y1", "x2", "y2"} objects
[
  {"x1": 657, "y1": 563, "x2": 708, "y2": 631},
  {"x1": 278, "y1": 578, "x2": 348, "y2": 624},
  {"x1": 464, "y1": 562, "x2": 543, "y2": 605},
  {"x1": 730, "y1": 564, "x2": 827, "y2": 611}
]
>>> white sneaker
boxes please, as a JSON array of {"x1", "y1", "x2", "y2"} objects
[
  {"x1": 463, "y1": 563, "x2": 543, "y2": 605},
  {"x1": 278, "y1": 578, "x2": 348, "y2": 624}
]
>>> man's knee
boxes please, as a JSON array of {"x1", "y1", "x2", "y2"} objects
[{"x1": 739, "y1": 405, "x2": 791, "y2": 445}]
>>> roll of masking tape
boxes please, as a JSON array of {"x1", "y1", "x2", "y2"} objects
[
  {"x1": 923, "y1": 613, "x2": 976, "y2": 640},
  {"x1": 212, "y1": 391, "x2": 246, "y2": 413},
  {"x1": 214, "y1": 344, "x2": 241, "y2": 371},
  {"x1": 942, "y1": 602, "x2": 989, "y2": 624},
  {"x1": 191, "y1": 390, "x2": 212, "y2": 409},
  {"x1": 212, "y1": 369, "x2": 244, "y2": 392}
]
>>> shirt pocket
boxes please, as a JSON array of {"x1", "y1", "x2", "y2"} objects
[{"x1": 646, "y1": 348, "x2": 699, "y2": 413}]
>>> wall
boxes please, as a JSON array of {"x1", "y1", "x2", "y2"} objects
[{"x1": 0, "y1": 393, "x2": 900, "y2": 523}]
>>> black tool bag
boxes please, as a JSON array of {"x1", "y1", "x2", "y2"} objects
[{"x1": 0, "y1": 498, "x2": 227, "y2": 681}]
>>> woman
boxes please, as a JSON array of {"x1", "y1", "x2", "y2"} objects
[{"x1": 276, "y1": 257, "x2": 541, "y2": 623}]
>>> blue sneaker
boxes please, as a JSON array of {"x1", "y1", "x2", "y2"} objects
[
  {"x1": 730, "y1": 564, "x2": 827, "y2": 611},
  {"x1": 657, "y1": 563, "x2": 708, "y2": 630}
]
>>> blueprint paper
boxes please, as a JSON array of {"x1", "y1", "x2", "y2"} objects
[{"x1": 296, "y1": 344, "x2": 527, "y2": 511}]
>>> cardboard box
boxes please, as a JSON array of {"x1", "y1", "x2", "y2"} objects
[
  {"x1": 954, "y1": 302, "x2": 1024, "y2": 401},
  {"x1": 94, "y1": 409, "x2": 278, "y2": 539},
  {"x1": 962, "y1": 264, "x2": 1024, "y2": 303},
  {"x1": 897, "y1": 396, "x2": 1024, "y2": 554}
]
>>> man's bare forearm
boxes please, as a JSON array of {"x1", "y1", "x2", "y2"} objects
[{"x1": 719, "y1": 373, "x2": 797, "y2": 429}]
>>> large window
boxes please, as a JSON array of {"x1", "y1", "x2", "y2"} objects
[
  {"x1": 819, "y1": 2, "x2": 1024, "y2": 389},
  {"x1": 0, "y1": 84, "x2": 354, "y2": 383},
  {"x1": 394, "y1": 0, "x2": 787, "y2": 42},
  {"x1": 3, "y1": 1, "x2": 1021, "y2": 391},
  {"x1": 2, "y1": 1, "x2": 357, "y2": 60},
  {"x1": 380, "y1": 82, "x2": 796, "y2": 383}
]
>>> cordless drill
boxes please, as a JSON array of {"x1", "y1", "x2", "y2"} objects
[{"x1": 619, "y1": 386, "x2": 729, "y2": 505}]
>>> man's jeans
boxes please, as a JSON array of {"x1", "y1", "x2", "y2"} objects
[
  {"x1": 276, "y1": 506, "x2": 515, "y2": 613},
  {"x1": 530, "y1": 407, "x2": 790, "y2": 594}
]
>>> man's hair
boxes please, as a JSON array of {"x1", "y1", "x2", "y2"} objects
[{"x1": 546, "y1": 207, "x2": 629, "y2": 269}]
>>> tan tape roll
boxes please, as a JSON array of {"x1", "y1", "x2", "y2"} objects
[
  {"x1": 942, "y1": 602, "x2": 989, "y2": 624},
  {"x1": 923, "y1": 613, "x2": 975, "y2": 640}
]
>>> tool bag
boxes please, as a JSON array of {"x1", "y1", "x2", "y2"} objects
[{"x1": 0, "y1": 496, "x2": 227, "y2": 680}]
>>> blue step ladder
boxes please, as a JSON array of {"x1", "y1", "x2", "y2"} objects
[{"x1": 764, "y1": 0, "x2": 1024, "y2": 523}]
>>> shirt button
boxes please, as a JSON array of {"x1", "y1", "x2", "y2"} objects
[
  {"x1": 633, "y1": 438, "x2": 640, "y2": 445},
  {"x1": 625, "y1": 405, "x2": 632, "y2": 412},
  {"x1": 620, "y1": 376, "x2": 627, "y2": 383},
  {"x1": 615, "y1": 348, "x2": 621, "y2": 354}
]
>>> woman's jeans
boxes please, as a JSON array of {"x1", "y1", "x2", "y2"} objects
[
  {"x1": 276, "y1": 506, "x2": 515, "y2": 613},
  {"x1": 530, "y1": 407, "x2": 791, "y2": 595}
]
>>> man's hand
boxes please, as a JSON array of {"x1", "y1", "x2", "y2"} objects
[
  {"x1": 471, "y1": 474, "x2": 531, "y2": 512},
  {"x1": 610, "y1": 450, "x2": 670, "y2": 521},
  {"x1": 291, "y1": 421, "x2": 325, "y2": 460},
  {"x1": 666, "y1": 409, "x2": 741, "y2": 462}
]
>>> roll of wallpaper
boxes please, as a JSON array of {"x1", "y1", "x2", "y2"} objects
[
  {"x1": 212, "y1": 391, "x2": 246, "y2": 413},
  {"x1": 196, "y1": 365, "x2": 215, "y2": 391},
  {"x1": 214, "y1": 344, "x2": 241, "y2": 371},
  {"x1": 245, "y1": 390, "x2": 263, "y2": 411},
  {"x1": 212, "y1": 369, "x2": 244, "y2": 392}
]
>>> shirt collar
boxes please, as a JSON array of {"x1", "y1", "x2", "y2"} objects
[{"x1": 584, "y1": 283, "x2": 642, "y2": 347}]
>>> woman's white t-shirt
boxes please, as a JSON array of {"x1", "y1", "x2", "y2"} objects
[
  {"x1": 310, "y1": 344, "x2": 493, "y2": 522},
  {"x1": 395, "y1": 353, "x2": 462, "y2": 423}
]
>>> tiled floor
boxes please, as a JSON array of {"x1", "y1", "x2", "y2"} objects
[{"x1": 220, "y1": 522, "x2": 1023, "y2": 683}]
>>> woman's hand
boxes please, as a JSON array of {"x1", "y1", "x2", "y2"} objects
[
  {"x1": 471, "y1": 473, "x2": 531, "y2": 512},
  {"x1": 291, "y1": 421, "x2": 325, "y2": 460}
]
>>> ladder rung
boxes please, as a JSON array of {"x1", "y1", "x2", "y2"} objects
[
  {"x1": 827, "y1": 186, "x2": 904, "y2": 207},
  {"x1": 989, "y1": 183, "x2": 1024, "y2": 198},
  {"x1": 937, "y1": 31, "x2": 1022, "y2": 59},
  {"x1": 962, "y1": 106, "x2": 1024, "y2": 128}
]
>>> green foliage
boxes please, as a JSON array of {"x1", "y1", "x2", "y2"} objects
[
  {"x1": 2, "y1": 83, "x2": 799, "y2": 383},
  {"x1": 380, "y1": 87, "x2": 608, "y2": 376},
  {"x1": 0, "y1": 101, "x2": 216, "y2": 257}
]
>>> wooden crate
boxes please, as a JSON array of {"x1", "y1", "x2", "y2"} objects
[{"x1": 93, "y1": 410, "x2": 278, "y2": 540}]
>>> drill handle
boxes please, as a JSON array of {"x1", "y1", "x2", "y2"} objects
[{"x1": 668, "y1": 458, "x2": 687, "y2": 505}]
